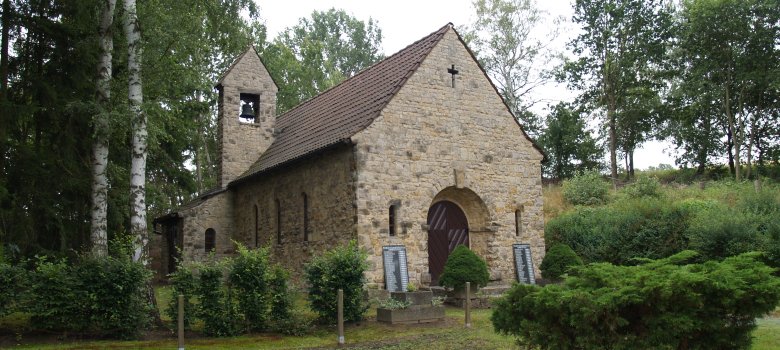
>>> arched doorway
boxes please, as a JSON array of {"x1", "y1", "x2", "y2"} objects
[{"x1": 427, "y1": 200, "x2": 469, "y2": 285}]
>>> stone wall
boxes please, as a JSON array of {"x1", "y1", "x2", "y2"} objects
[
  {"x1": 217, "y1": 50, "x2": 277, "y2": 188},
  {"x1": 231, "y1": 145, "x2": 358, "y2": 281},
  {"x1": 351, "y1": 28, "x2": 545, "y2": 288},
  {"x1": 179, "y1": 191, "x2": 235, "y2": 263}
]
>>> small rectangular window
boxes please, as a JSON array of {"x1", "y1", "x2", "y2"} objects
[
  {"x1": 515, "y1": 207, "x2": 523, "y2": 237},
  {"x1": 303, "y1": 193, "x2": 309, "y2": 242},
  {"x1": 389, "y1": 205, "x2": 397, "y2": 236},
  {"x1": 276, "y1": 199, "x2": 282, "y2": 245}
]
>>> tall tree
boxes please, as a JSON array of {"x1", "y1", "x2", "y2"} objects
[
  {"x1": 267, "y1": 8, "x2": 383, "y2": 112},
  {"x1": 123, "y1": 0, "x2": 147, "y2": 263},
  {"x1": 460, "y1": 0, "x2": 559, "y2": 138},
  {"x1": 538, "y1": 103, "x2": 602, "y2": 179},
  {"x1": 675, "y1": 0, "x2": 779, "y2": 180},
  {"x1": 565, "y1": 0, "x2": 672, "y2": 181},
  {"x1": 90, "y1": 0, "x2": 116, "y2": 257}
]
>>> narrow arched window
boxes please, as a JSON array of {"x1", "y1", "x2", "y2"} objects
[
  {"x1": 302, "y1": 193, "x2": 309, "y2": 242},
  {"x1": 205, "y1": 228, "x2": 216, "y2": 252},
  {"x1": 389, "y1": 205, "x2": 397, "y2": 236},
  {"x1": 276, "y1": 199, "x2": 282, "y2": 245},
  {"x1": 515, "y1": 207, "x2": 523, "y2": 237},
  {"x1": 254, "y1": 204, "x2": 259, "y2": 247}
]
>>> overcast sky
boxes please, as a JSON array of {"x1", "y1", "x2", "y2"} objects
[{"x1": 254, "y1": 0, "x2": 677, "y2": 170}]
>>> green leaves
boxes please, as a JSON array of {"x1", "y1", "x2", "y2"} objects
[
  {"x1": 438, "y1": 245, "x2": 490, "y2": 291},
  {"x1": 304, "y1": 240, "x2": 369, "y2": 323}
]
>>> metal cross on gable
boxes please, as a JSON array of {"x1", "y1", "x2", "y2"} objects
[{"x1": 447, "y1": 64, "x2": 459, "y2": 88}]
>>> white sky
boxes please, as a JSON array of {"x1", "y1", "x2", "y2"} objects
[{"x1": 255, "y1": 0, "x2": 678, "y2": 170}]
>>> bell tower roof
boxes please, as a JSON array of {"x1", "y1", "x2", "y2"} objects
[{"x1": 215, "y1": 45, "x2": 279, "y2": 90}]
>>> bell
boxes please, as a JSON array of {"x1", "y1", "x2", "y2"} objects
[{"x1": 240, "y1": 103, "x2": 255, "y2": 120}]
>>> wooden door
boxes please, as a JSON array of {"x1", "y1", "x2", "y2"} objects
[{"x1": 427, "y1": 201, "x2": 469, "y2": 285}]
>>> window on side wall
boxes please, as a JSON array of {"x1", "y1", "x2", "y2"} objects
[{"x1": 205, "y1": 228, "x2": 216, "y2": 252}]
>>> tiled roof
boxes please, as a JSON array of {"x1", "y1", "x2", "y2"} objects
[{"x1": 232, "y1": 24, "x2": 451, "y2": 184}]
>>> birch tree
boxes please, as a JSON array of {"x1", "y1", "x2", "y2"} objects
[
  {"x1": 90, "y1": 0, "x2": 116, "y2": 257},
  {"x1": 123, "y1": 0, "x2": 148, "y2": 263}
]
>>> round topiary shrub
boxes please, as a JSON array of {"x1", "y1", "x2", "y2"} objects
[
  {"x1": 540, "y1": 244, "x2": 583, "y2": 280},
  {"x1": 562, "y1": 170, "x2": 610, "y2": 205},
  {"x1": 438, "y1": 245, "x2": 489, "y2": 291}
]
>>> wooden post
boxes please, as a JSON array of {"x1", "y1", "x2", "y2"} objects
[
  {"x1": 465, "y1": 282, "x2": 471, "y2": 328},
  {"x1": 178, "y1": 294, "x2": 184, "y2": 350},
  {"x1": 337, "y1": 289, "x2": 345, "y2": 347}
]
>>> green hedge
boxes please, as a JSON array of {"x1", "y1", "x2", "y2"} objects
[
  {"x1": 539, "y1": 244, "x2": 583, "y2": 280},
  {"x1": 305, "y1": 240, "x2": 368, "y2": 323},
  {"x1": 492, "y1": 251, "x2": 780, "y2": 350}
]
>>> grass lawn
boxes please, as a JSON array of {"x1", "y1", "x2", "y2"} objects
[{"x1": 5, "y1": 302, "x2": 780, "y2": 349}]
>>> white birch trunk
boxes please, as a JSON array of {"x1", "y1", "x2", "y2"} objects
[
  {"x1": 123, "y1": 0, "x2": 147, "y2": 264},
  {"x1": 90, "y1": 0, "x2": 116, "y2": 257}
]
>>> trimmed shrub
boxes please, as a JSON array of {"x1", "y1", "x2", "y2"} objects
[
  {"x1": 539, "y1": 244, "x2": 583, "y2": 280},
  {"x1": 197, "y1": 259, "x2": 240, "y2": 337},
  {"x1": 229, "y1": 244, "x2": 270, "y2": 332},
  {"x1": 166, "y1": 263, "x2": 196, "y2": 330},
  {"x1": 622, "y1": 175, "x2": 662, "y2": 198},
  {"x1": 305, "y1": 240, "x2": 368, "y2": 323},
  {"x1": 438, "y1": 245, "x2": 489, "y2": 291},
  {"x1": 26, "y1": 255, "x2": 151, "y2": 338},
  {"x1": 562, "y1": 171, "x2": 610, "y2": 205},
  {"x1": 492, "y1": 251, "x2": 780, "y2": 350}
]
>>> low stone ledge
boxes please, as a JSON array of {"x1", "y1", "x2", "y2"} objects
[{"x1": 376, "y1": 305, "x2": 445, "y2": 324}]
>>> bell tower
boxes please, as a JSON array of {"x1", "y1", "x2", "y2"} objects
[{"x1": 215, "y1": 46, "x2": 278, "y2": 188}]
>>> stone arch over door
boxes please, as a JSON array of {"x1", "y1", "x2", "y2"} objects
[{"x1": 427, "y1": 186, "x2": 491, "y2": 285}]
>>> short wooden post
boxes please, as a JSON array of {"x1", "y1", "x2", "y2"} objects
[
  {"x1": 177, "y1": 294, "x2": 184, "y2": 350},
  {"x1": 465, "y1": 282, "x2": 471, "y2": 328},
  {"x1": 337, "y1": 289, "x2": 345, "y2": 347}
]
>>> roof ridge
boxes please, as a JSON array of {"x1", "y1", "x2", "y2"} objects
[{"x1": 275, "y1": 23, "x2": 452, "y2": 121}]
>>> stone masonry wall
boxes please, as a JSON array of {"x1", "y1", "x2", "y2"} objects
[
  {"x1": 217, "y1": 50, "x2": 277, "y2": 188},
  {"x1": 179, "y1": 191, "x2": 234, "y2": 263},
  {"x1": 351, "y1": 28, "x2": 546, "y2": 288},
  {"x1": 232, "y1": 145, "x2": 358, "y2": 282}
]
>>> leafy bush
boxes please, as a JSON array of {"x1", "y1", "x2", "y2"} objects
[
  {"x1": 0, "y1": 261, "x2": 25, "y2": 317},
  {"x1": 305, "y1": 240, "x2": 368, "y2": 323},
  {"x1": 438, "y1": 245, "x2": 489, "y2": 291},
  {"x1": 622, "y1": 175, "x2": 662, "y2": 198},
  {"x1": 229, "y1": 244, "x2": 270, "y2": 332},
  {"x1": 492, "y1": 251, "x2": 780, "y2": 350},
  {"x1": 26, "y1": 255, "x2": 151, "y2": 338},
  {"x1": 197, "y1": 259, "x2": 240, "y2": 337},
  {"x1": 562, "y1": 171, "x2": 610, "y2": 205},
  {"x1": 166, "y1": 263, "x2": 196, "y2": 330},
  {"x1": 539, "y1": 244, "x2": 582, "y2": 280}
]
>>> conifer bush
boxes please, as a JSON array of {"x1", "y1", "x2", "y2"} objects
[
  {"x1": 438, "y1": 245, "x2": 489, "y2": 291},
  {"x1": 539, "y1": 243, "x2": 583, "y2": 280},
  {"x1": 305, "y1": 240, "x2": 368, "y2": 323},
  {"x1": 492, "y1": 251, "x2": 780, "y2": 350}
]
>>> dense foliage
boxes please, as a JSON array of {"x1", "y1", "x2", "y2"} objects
[
  {"x1": 438, "y1": 245, "x2": 490, "y2": 291},
  {"x1": 229, "y1": 245, "x2": 271, "y2": 332},
  {"x1": 492, "y1": 251, "x2": 780, "y2": 350},
  {"x1": 165, "y1": 263, "x2": 197, "y2": 330},
  {"x1": 539, "y1": 244, "x2": 583, "y2": 280},
  {"x1": 196, "y1": 259, "x2": 240, "y2": 337},
  {"x1": 305, "y1": 240, "x2": 369, "y2": 323},
  {"x1": 561, "y1": 171, "x2": 611, "y2": 205},
  {"x1": 547, "y1": 182, "x2": 780, "y2": 265},
  {"x1": 25, "y1": 254, "x2": 152, "y2": 338}
]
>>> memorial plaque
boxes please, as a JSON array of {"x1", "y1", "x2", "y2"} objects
[
  {"x1": 513, "y1": 244, "x2": 536, "y2": 284},
  {"x1": 382, "y1": 245, "x2": 409, "y2": 292}
]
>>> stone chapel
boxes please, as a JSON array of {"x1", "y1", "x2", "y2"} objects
[{"x1": 152, "y1": 23, "x2": 546, "y2": 289}]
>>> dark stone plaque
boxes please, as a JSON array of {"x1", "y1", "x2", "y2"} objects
[
  {"x1": 513, "y1": 244, "x2": 536, "y2": 284},
  {"x1": 382, "y1": 245, "x2": 409, "y2": 292}
]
